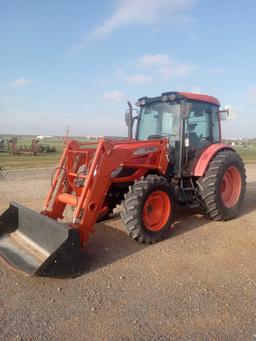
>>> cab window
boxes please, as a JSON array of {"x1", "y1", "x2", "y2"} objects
[{"x1": 186, "y1": 102, "x2": 220, "y2": 147}]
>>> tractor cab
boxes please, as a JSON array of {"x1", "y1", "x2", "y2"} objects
[{"x1": 127, "y1": 92, "x2": 222, "y2": 175}]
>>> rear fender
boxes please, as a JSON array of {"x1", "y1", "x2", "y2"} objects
[{"x1": 193, "y1": 143, "x2": 234, "y2": 177}]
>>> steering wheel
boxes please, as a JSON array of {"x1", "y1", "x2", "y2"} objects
[{"x1": 198, "y1": 134, "x2": 204, "y2": 142}]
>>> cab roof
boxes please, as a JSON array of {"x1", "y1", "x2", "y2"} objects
[
  {"x1": 138, "y1": 91, "x2": 220, "y2": 106},
  {"x1": 178, "y1": 92, "x2": 220, "y2": 106}
]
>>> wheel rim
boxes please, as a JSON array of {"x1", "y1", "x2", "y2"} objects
[
  {"x1": 143, "y1": 191, "x2": 171, "y2": 232},
  {"x1": 221, "y1": 166, "x2": 242, "y2": 208}
]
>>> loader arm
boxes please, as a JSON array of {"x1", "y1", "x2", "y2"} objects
[{"x1": 43, "y1": 138, "x2": 169, "y2": 244}]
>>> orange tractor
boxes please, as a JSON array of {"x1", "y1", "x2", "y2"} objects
[{"x1": 0, "y1": 92, "x2": 246, "y2": 275}]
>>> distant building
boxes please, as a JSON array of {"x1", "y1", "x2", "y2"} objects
[{"x1": 36, "y1": 135, "x2": 53, "y2": 140}]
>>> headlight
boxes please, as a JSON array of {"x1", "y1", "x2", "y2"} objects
[
  {"x1": 169, "y1": 94, "x2": 176, "y2": 101},
  {"x1": 161, "y1": 94, "x2": 176, "y2": 102},
  {"x1": 161, "y1": 95, "x2": 168, "y2": 101},
  {"x1": 135, "y1": 98, "x2": 147, "y2": 106}
]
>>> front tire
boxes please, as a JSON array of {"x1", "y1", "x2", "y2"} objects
[
  {"x1": 121, "y1": 175, "x2": 174, "y2": 244},
  {"x1": 197, "y1": 149, "x2": 246, "y2": 220}
]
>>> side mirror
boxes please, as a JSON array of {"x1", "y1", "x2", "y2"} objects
[
  {"x1": 219, "y1": 106, "x2": 237, "y2": 121},
  {"x1": 125, "y1": 111, "x2": 132, "y2": 126},
  {"x1": 125, "y1": 101, "x2": 133, "y2": 139},
  {"x1": 219, "y1": 111, "x2": 228, "y2": 121}
]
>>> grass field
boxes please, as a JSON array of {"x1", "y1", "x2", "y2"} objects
[
  {"x1": 234, "y1": 145, "x2": 256, "y2": 163},
  {"x1": 0, "y1": 135, "x2": 255, "y2": 170}
]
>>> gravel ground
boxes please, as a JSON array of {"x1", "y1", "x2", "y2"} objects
[{"x1": 0, "y1": 165, "x2": 256, "y2": 340}]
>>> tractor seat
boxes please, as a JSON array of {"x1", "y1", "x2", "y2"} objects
[{"x1": 189, "y1": 132, "x2": 200, "y2": 147}]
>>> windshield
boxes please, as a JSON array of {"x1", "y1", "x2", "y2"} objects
[{"x1": 137, "y1": 102, "x2": 181, "y2": 142}]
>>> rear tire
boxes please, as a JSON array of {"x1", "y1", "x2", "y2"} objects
[
  {"x1": 121, "y1": 175, "x2": 174, "y2": 244},
  {"x1": 197, "y1": 149, "x2": 246, "y2": 220}
]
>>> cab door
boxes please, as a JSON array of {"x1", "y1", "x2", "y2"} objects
[{"x1": 183, "y1": 102, "x2": 220, "y2": 174}]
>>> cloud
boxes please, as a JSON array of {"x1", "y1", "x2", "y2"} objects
[
  {"x1": 10, "y1": 78, "x2": 31, "y2": 87},
  {"x1": 205, "y1": 67, "x2": 224, "y2": 74},
  {"x1": 126, "y1": 74, "x2": 152, "y2": 85},
  {"x1": 137, "y1": 54, "x2": 170, "y2": 69},
  {"x1": 113, "y1": 68, "x2": 152, "y2": 85},
  {"x1": 92, "y1": 0, "x2": 196, "y2": 37},
  {"x1": 190, "y1": 86, "x2": 201, "y2": 93},
  {"x1": 157, "y1": 62, "x2": 195, "y2": 79},
  {"x1": 247, "y1": 86, "x2": 256, "y2": 104},
  {"x1": 68, "y1": 0, "x2": 197, "y2": 54},
  {"x1": 136, "y1": 53, "x2": 195, "y2": 80},
  {"x1": 102, "y1": 90, "x2": 126, "y2": 102},
  {"x1": 112, "y1": 53, "x2": 195, "y2": 85}
]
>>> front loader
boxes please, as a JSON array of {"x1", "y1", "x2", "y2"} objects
[{"x1": 0, "y1": 92, "x2": 246, "y2": 276}]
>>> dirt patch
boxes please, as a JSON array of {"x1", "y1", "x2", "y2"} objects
[{"x1": 0, "y1": 164, "x2": 256, "y2": 340}]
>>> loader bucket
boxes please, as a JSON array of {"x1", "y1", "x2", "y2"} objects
[{"x1": 0, "y1": 202, "x2": 81, "y2": 276}]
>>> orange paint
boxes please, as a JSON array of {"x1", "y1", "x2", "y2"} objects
[
  {"x1": 43, "y1": 138, "x2": 169, "y2": 244},
  {"x1": 143, "y1": 191, "x2": 171, "y2": 231},
  {"x1": 221, "y1": 166, "x2": 242, "y2": 208}
]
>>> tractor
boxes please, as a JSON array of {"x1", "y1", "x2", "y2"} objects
[{"x1": 0, "y1": 91, "x2": 246, "y2": 276}]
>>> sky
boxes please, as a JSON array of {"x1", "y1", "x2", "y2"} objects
[{"x1": 1, "y1": 0, "x2": 256, "y2": 138}]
